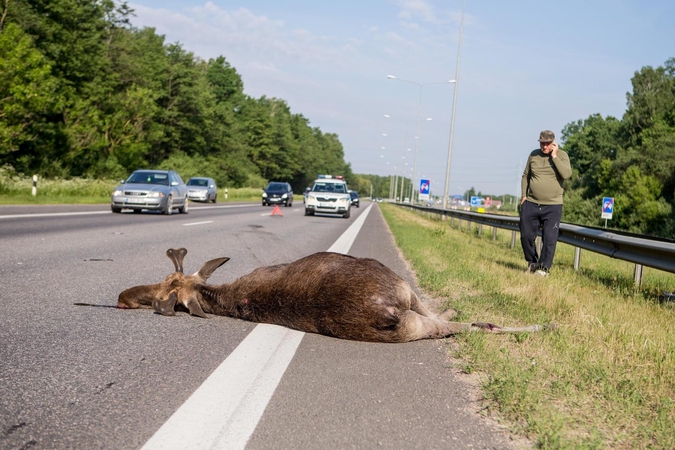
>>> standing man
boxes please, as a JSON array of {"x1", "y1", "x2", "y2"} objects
[{"x1": 520, "y1": 130, "x2": 573, "y2": 276}]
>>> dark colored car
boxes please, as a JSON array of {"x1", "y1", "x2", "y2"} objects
[
  {"x1": 349, "y1": 190, "x2": 360, "y2": 207},
  {"x1": 187, "y1": 177, "x2": 218, "y2": 203},
  {"x1": 262, "y1": 182, "x2": 293, "y2": 207},
  {"x1": 111, "y1": 169, "x2": 189, "y2": 215}
]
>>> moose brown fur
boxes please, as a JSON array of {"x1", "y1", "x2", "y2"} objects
[{"x1": 117, "y1": 248, "x2": 555, "y2": 343}]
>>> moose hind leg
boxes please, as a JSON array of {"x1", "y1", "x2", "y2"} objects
[{"x1": 395, "y1": 311, "x2": 469, "y2": 342}]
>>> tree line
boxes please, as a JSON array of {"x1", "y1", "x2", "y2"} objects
[
  {"x1": 2, "y1": 2, "x2": 673, "y2": 238},
  {"x1": 560, "y1": 57, "x2": 675, "y2": 238},
  {"x1": 0, "y1": 0, "x2": 353, "y2": 191}
]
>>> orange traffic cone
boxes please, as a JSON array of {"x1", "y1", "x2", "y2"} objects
[{"x1": 270, "y1": 205, "x2": 283, "y2": 216}]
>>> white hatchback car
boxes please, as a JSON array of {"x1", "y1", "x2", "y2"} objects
[{"x1": 304, "y1": 175, "x2": 351, "y2": 218}]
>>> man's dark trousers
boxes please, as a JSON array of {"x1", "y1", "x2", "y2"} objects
[{"x1": 519, "y1": 200, "x2": 563, "y2": 270}]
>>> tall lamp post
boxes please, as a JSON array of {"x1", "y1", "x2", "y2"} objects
[
  {"x1": 442, "y1": 0, "x2": 466, "y2": 211},
  {"x1": 383, "y1": 114, "x2": 412, "y2": 202},
  {"x1": 387, "y1": 76, "x2": 455, "y2": 203}
]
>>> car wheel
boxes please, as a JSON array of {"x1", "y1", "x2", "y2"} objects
[
  {"x1": 133, "y1": 209, "x2": 142, "y2": 214},
  {"x1": 305, "y1": 208, "x2": 313, "y2": 216},
  {"x1": 111, "y1": 207, "x2": 122, "y2": 213},
  {"x1": 164, "y1": 196, "x2": 173, "y2": 215},
  {"x1": 179, "y1": 196, "x2": 189, "y2": 214},
  {"x1": 343, "y1": 208, "x2": 351, "y2": 219},
  {"x1": 212, "y1": 194, "x2": 217, "y2": 203}
]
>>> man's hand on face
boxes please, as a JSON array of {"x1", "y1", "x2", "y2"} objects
[{"x1": 550, "y1": 142, "x2": 559, "y2": 158}]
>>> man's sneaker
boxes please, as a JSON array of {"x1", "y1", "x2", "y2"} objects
[
  {"x1": 525, "y1": 263, "x2": 538, "y2": 273},
  {"x1": 535, "y1": 267, "x2": 549, "y2": 277}
]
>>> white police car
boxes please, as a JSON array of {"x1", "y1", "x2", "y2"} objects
[{"x1": 304, "y1": 175, "x2": 351, "y2": 218}]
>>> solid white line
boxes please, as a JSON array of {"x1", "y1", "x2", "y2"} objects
[
  {"x1": 0, "y1": 211, "x2": 112, "y2": 219},
  {"x1": 328, "y1": 204, "x2": 372, "y2": 254},
  {"x1": 182, "y1": 221, "x2": 214, "y2": 226},
  {"x1": 140, "y1": 204, "x2": 374, "y2": 450},
  {"x1": 140, "y1": 325, "x2": 304, "y2": 450},
  {"x1": 0, "y1": 204, "x2": 259, "y2": 220}
]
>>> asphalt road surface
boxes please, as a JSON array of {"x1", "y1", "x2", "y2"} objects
[{"x1": 0, "y1": 202, "x2": 520, "y2": 449}]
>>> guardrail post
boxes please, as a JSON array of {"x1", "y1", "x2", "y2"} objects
[
  {"x1": 450, "y1": 217, "x2": 454, "y2": 227},
  {"x1": 510, "y1": 231, "x2": 516, "y2": 249},
  {"x1": 478, "y1": 224, "x2": 482, "y2": 236},
  {"x1": 493, "y1": 227, "x2": 497, "y2": 241},
  {"x1": 634, "y1": 264, "x2": 643, "y2": 287},
  {"x1": 574, "y1": 247, "x2": 582, "y2": 271}
]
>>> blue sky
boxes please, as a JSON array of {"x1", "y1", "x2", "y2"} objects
[{"x1": 128, "y1": 0, "x2": 674, "y2": 197}]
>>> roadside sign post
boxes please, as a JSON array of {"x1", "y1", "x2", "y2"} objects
[
  {"x1": 601, "y1": 197, "x2": 614, "y2": 228},
  {"x1": 419, "y1": 179, "x2": 430, "y2": 202}
]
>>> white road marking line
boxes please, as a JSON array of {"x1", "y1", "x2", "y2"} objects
[
  {"x1": 0, "y1": 211, "x2": 111, "y2": 219},
  {"x1": 0, "y1": 204, "x2": 260, "y2": 220},
  {"x1": 327, "y1": 204, "x2": 372, "y2": 254},
  {"x1": 182, "y1": 221, "x2": 214, "y2": 226},
  {"x1": 141, "y1": 204, "x2": 373, "y2": 449},
  {"x1": 140, "y1": 325, "x2": 304, "y2": 450}
]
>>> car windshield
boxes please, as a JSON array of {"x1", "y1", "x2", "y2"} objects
[
  {"x1": 266, "y1": 183, "x2": 287, "y2": 191},
  {"x1": 350, "y1": 192, "x2": 359, "y2": 198},
  {"x1": 126, "y1": 172, "x2": 169, "y2": 185},
  {"x1": 313, "y1": 182, "x2": 347, "y2": 193},
  {"x1": 188, "y1": 179, "x2": 209, "y2": 187}
]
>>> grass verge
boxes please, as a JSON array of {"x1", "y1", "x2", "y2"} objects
[
  {"x1": 0, "y1": 175, "x2": 261, "y2": 205},
  {"x1": 381, "y1": 203, "x2": 675, "y2": 449}
]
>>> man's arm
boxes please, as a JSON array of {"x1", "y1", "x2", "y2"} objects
[
  {"x1": 521, "y1": 158, "x2": 530, "y2": 205},
  {"x1": 550, "y1": 143, "x2": 573, "y2": 180}
]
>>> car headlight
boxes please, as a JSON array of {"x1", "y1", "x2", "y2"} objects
[
  {"x1": 308, "y1": 195, "x2": 316, "y2": 201},
  {"x1": 281, "y1": 193, "x2": 287, "y2": 199},
  {"x1": 147, "y1": 192, "x2": 165, "y2": 198},
  {"x1": 112, "y1": 189, "x2": 122, "y2": 196},
  {"x1": 262, "y1": 192, "x2": 268, "y2": 198},
  {"x1": 338, "y1": 198, "x2": 348, "y2": 203}
]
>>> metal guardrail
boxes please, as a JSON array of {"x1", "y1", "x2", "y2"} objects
[{"x1": 398, "y1": 203, "x2": 675, "y2": 286}]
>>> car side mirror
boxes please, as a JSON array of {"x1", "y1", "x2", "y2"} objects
[{"x1": 171, "y1": 181, "x2": 179, "y2": 186}]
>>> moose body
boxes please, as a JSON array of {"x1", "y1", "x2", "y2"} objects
[{"x1": 117, "y1": 249, "x2": 554, "y2": 342}]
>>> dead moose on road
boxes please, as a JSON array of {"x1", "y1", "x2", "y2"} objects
[{"x1": 115, "y1": 248, "x2": 556, "y2": 342}]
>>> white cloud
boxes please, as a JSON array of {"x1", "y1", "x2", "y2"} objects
[{"x1": 396, "y1": 0, "x2": 438, "y2": 23}]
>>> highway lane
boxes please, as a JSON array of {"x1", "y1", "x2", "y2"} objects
[{"x1": 0, "y1": 202, "x2": 517, "y2": 449}]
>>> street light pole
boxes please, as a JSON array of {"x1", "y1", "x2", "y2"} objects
[
  {"x1": 387, "y1": 76, "x2": 455, "y2": 204},
  {"x1": 384, "y1": 114, "x2": 412, "y2": 202},
  {"x1": 442, "y1": 0, "x2": 466, "y2": 211}
]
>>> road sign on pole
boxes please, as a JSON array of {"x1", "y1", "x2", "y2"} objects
[
  {"x1": 601, "y1": 197, "x2": 614, "y2": 228},
  {"x1": 419, "y1": 179, "x2": 430, "y2": 201},
  {"x1": 601, "y1": 197, "x2": 614, "y2": 220}
]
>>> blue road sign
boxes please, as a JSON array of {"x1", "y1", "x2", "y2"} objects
[
  {"x1": 419, "y1": 179, "x2": 430, "y2": 201},
  {"x1": 602, "y1": 197, "x2": 614, "y2": 219},
  {"x1": 470, "y1": 196, "x2": 482, "y2": 207}
]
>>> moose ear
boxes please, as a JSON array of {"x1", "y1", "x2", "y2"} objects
[
  {"x1": 153, "y1": 292, "x2": 178, "y2": 316},
  {"x1": 185, "y1": 296, "x2": 209, "y2": 319},
  {"x1": 166, "y1": 248, "x2": 188, "y2": 273},
  {"x1": 197, "y1": 257, "x2": 230, "y2": 281}
]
